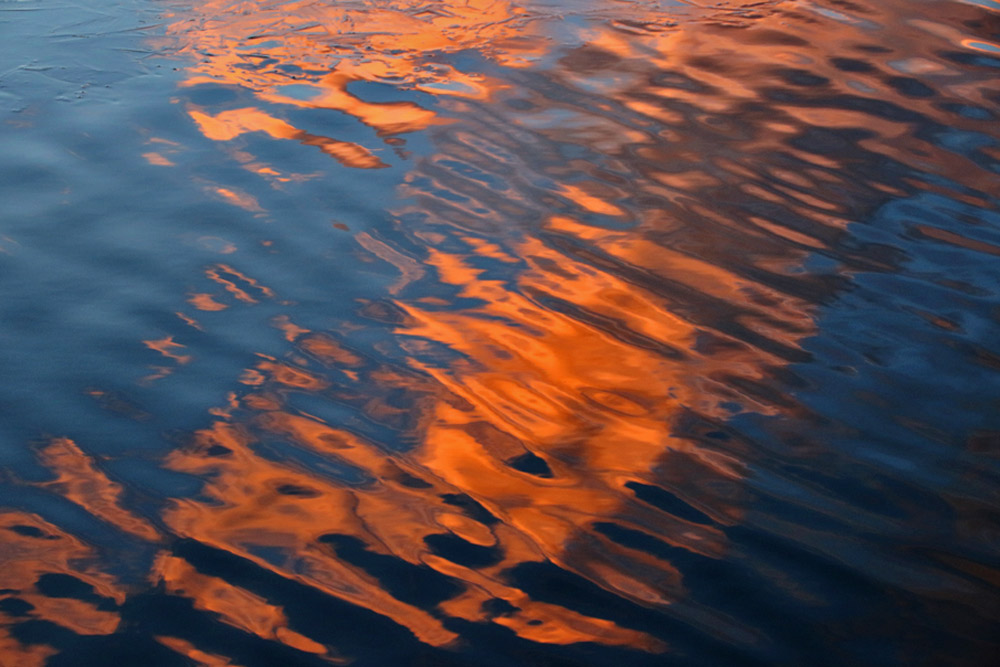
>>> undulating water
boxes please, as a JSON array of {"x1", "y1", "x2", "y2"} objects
[{"x1": 1, "y1": 0, "x2": 999, "y2": 664}]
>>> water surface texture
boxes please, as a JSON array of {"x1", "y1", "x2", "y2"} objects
[{"x1": 1, "y1": 0, "x2": 999, "y2": 665}]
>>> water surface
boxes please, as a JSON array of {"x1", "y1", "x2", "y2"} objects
[{"x1": 1, "y1": 0, "x2": 999, "y2": 665}]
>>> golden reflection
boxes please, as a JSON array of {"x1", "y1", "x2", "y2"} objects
[
  {"x1": 142, "y1": 152, "x2": 175, "y2": 167},
  {"x1": 160, "y1": 0, "x2": 797, "y2": 184},
  {"x1": 154, "y1": 0, "x2": 553, "y2": 195},
  {"x1": 142, "y1": 173, "x2": 809, "y2": 648},
  {"x1": 35, "y1": 438, "x2": 160, "y2": 543},
  {"x1": 11, "y1": 0, "x2": 1000, "y2": 662},
  {"x1": 142, "y1": 0, "x2": 818, "y2": 656},
  {"x1": 0, "y1": 510, "x2": 126, "y2": 658},
  {"x1": 154, "y1": 636, "x2": 247, "y2": 667},
  {"x1": 144, "y1": 335, "x2": 194, "y2": 366},
  {"x1": 204, "y1": 263, "x2": 275, "y2": 305},
  {"x1": 144, "y1": 153, "x2": 815, "y2": 651},
  {"x1": 213, "y1": 186, "x2": 264, "y2": 213},
  {"x1": 153, "y1": 553, "x2": 328, "y2": 655},
  {"x1": 188, "y1": 292, "x2": 230, "y2": 311}
]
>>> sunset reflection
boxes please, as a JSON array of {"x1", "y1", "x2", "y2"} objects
[
  {"x1": 128, "y1": 0, "x2": 827, "y2": 656},
  {"x1": 5, "y1": 0, "x2": 1000, "y2": 663},
  {"x1": 0, "y1": 510, "x2": 126, "y2": 664},
  {"x1": 17, "y1": 0, "x2": 822, "y2": 658},
  {"x1": 159, "y1": 0, "x2": 551, "y2": 189}
]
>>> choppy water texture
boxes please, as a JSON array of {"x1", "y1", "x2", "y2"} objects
[{"x1": 1, "y1": 0, "x2": 999, "y2": 664}]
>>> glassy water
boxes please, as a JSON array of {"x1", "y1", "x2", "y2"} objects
[{"x1": 1, "y1": 0, "x2": 999, "y2": 664}]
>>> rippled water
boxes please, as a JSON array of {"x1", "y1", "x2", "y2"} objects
[{"x1": 1, "y1": 0, "x2": 999, "y2": 664}]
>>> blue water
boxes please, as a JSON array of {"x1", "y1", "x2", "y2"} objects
[{"x1": 1, "y1": 0, "x2": 998, "y2": 665}]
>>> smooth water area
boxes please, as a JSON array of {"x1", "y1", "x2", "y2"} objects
[{"x1": 1, "y1": 0, "x2": 999, "y2": 664}]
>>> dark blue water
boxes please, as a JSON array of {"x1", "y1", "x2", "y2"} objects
[{"x1": 1, "y1": 0, "x2": 999, "y2": 664}]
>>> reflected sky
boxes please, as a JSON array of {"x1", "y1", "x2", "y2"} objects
[{"x1": 0, "y1": 0, "x2": 999, "y2": 665}]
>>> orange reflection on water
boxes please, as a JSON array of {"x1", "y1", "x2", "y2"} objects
[
  {"x1": 144, "y1": 335, "x2": 194, "y2": 366},
  {"x1": 154, "y1": 636, "x2": 247, "y2": 667},
  {"x1": 33, "y1": 0, "x2": 1000, "y2": 659},
  {"x1": 204, "y1": 263, "x2": 274, "y2": 306},
  {"x1": 157, "y1": 0, "x2": 556, "y2": 188},
  {"x1": 2, "y1": 0, "x2": 998, "y2": 662},
  {"x1": 35, "y1": 438, "x2": 160, "y2": 542},
  {"x1": 135, "y1": 0, "x2": 829, "y2": 656},
  {"x1": 188, "y1": 292, "x2": 229, "y2": 311},
  {"x1": 0, "y1": 510, "x2": 126, "y2": 657},
  {"x1": 153, "y1": 553, "x2": 328, "y2": 656},
  {"x1": 161, "y1": 395, "x2": 668, "y2": 651},
  {"x1": 142, "y1": 152, "x2": 175, "y2": 167},
  {"x1": 191, "y1": 107, "x2": 389, "y2": 169},
  {"x1": 145, "y1": 175, "x2": 816, "y2": 652},
  {"x1": 162, "y1": 419, "x2": 464, "y2": 648}
]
